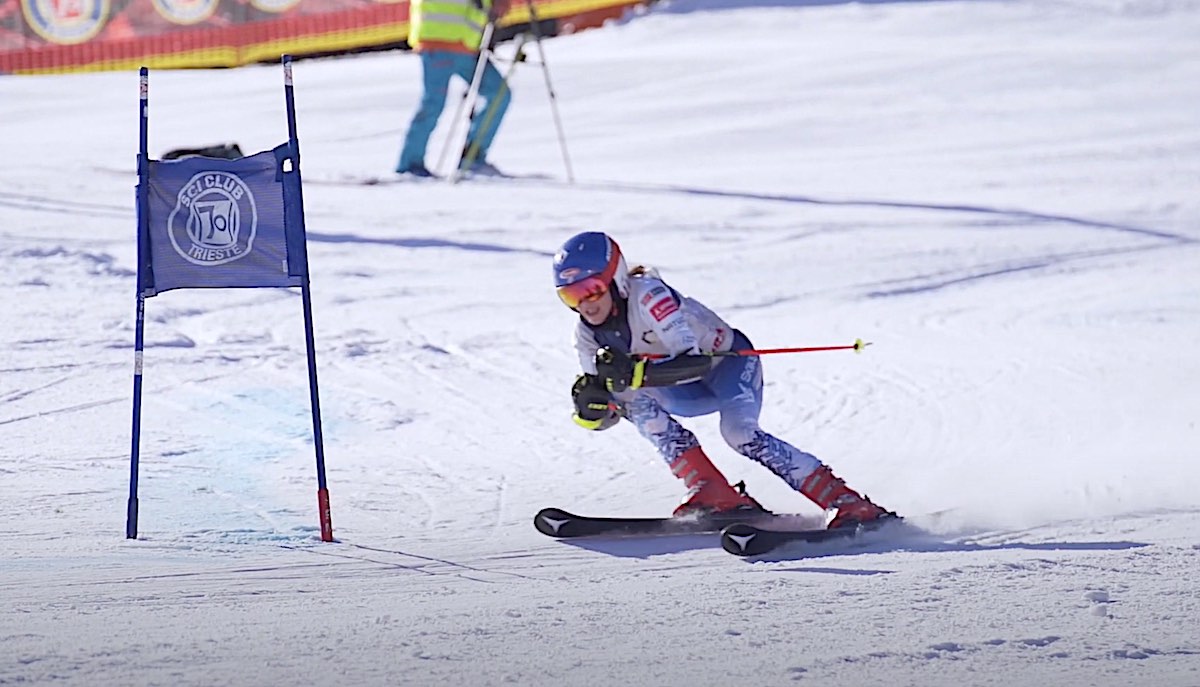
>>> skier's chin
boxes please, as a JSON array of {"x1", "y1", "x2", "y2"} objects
[{"x1": 580, "y1": 310, "x2": 607, "y2": 326}]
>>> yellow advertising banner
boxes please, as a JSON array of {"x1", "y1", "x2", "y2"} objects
[{"x1": 0, "y1": 0, "x2": 641, "y2": 73}]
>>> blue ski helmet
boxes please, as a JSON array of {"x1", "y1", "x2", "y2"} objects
[{"x1": 552, "y1": 232, "x2": 630, "y2": 308}]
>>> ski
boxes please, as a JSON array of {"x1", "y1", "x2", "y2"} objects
[
  {"x1": 303, "y1": 172, "x2": 554, "y2": 187},
  {"x1": 458, "y1": 170, "x2": 555, "y2": 182},
  {"x1": 303, "y1": 175, "x2": 431, "y2": 187},
  {"x1": 720, "y1": 516, "x2": 902, "y2": 557},
  {"x1": 533, "y1": 506, "x2": 784, "y2": 539}
]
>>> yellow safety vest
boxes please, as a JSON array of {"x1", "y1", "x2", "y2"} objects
[{"x1": 409, "y1": 0, "x2": 492, "y2": 54}]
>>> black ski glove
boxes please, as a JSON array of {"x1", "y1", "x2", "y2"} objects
[
  {"x1": 571, "y1": 374, "x2": 620, "y2": 431},
  {"x1": 594, "y1": 347, "x2": 647, "y2": 393}
]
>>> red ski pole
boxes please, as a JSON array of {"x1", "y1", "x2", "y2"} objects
[{"x1": 642, "y1": 339, "x2": 871, "y2": 360}]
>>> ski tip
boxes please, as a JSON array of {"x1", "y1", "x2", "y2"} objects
[
  {"x1": 533, "y1": 507, "x2": 576, "y2": 538},
  {"x1": 720, "y1": 523, "x2": 761, "y2": 556},
  {"x1": 721, "y1": 515, "x2": 905, "y2": 557}
]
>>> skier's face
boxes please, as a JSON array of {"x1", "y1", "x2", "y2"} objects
[{"x1": 577, "y1": 287, "x2": 613, "y2": 325}]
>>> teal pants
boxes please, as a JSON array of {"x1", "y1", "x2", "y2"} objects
[{"x1": 397, "y1": 51, "x2": 511, "y2": 172}]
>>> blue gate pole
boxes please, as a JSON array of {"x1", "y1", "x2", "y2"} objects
[
  {"x1": 282, "y1": 55, "x2": 333, "y2": 542},
  {"x1": 127, "y1": 67, "x2": 150, "y2": 539}
]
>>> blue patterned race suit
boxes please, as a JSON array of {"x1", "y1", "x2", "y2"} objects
[
  {"x1": 573, "y1": 269, "x2": 821, "y2": 489},
  {"x1": 620, "y1": 333, "x2": 821, "y2": 489}
]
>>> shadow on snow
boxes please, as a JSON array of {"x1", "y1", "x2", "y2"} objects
[
  {"x1": 755, "y1": 533, "x2": 1150, "y2": 565},
  {"x1": 554, "y1": 529, "x2": 1150, "y2": 564},
  {"x1": 306, "y1": 231, "x2": 554, "y2": 257},
  {"x1": 573, "y1": 179, "x2": 1191, "y2": 244},
  {"x1": 562, "y1": 532, "x2": 726, "y2": 558}
]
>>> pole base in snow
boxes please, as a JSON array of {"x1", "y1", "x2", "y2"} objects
[{"x1": 125, "y1": 497, "x2": 139, "y2": 539}]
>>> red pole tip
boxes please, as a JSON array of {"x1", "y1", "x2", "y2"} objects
[{"x1": 317, "y1": 488, "x2": 333, "y2": 542}]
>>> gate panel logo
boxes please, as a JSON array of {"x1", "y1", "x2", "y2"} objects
[{"x1": 167, "y1": 172, "x2": 259, "y2": 266}]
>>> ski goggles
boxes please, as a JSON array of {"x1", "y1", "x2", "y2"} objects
[{"x1": 557, "y1": 276, "x2": 610, "y2": 309}]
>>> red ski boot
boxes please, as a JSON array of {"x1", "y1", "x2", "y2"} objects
[
  {"x1": 670, "y1": 446, "x2": 764, "y2": 516},
  {"x1": 799, "y1": 465, "x2": 895, "y2": 529}
]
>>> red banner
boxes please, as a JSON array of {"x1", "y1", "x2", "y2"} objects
[{"x1": 0, "y1": 0, "x2": 640, "y2": 73}]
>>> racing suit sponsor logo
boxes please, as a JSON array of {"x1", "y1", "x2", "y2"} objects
[
  {"x1": 649, "y1": 296, "x2": 679, "y2": 322},
  {"x1": 641, "y1": 285, "x2": 667, "y2": 306}
]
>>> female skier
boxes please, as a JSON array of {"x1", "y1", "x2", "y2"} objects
[{"x1": 553, "y1": 231, "x2": 893, "y2": 528}]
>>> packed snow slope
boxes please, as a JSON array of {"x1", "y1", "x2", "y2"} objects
[{"x1": 2, "y1": 0, "x2": 1199, "y2": 685}]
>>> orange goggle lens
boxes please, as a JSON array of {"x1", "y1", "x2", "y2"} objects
[{"x1": 557, "y1": 276, "x2": 609, "y2": 309}]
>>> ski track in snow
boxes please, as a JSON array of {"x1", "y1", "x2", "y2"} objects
[{"x1": 3, "y1": 0, "x2": 1200, "y2": 685}]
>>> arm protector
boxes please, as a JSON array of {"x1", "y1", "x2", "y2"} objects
[
  {"x1": 641, "y1": 354, "x2": 715, "y2": 387},
  {"x1": 595, "y1": 346, "x2": 714, "y2": 391}
]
